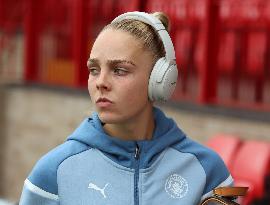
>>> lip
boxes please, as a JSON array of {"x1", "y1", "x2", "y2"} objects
[{"x1": 96, "y1": 97, "x2": 113, "y2": 108}]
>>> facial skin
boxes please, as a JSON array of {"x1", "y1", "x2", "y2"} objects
[{"x1": 87, "y1": 28, "x2": 155, "y2": 140}]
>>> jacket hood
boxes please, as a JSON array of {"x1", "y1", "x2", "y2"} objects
[{"x1": 67, "y1": 107, "x2": 186, "y2": 169}]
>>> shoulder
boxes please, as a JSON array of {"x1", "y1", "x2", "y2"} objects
[
  {"x1": 172, "y1": 137, "x2": 227, "y2": 172},
  {"x1": 27, "y1": 140, "x2": 90, "y2": 195},
  {"x1": 172, "y1": 137, "x2": 233, "y2": 195}
]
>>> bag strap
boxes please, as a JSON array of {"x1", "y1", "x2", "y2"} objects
[{"x1": 213, "y1": 187, "x2": 248, "y2": 197}]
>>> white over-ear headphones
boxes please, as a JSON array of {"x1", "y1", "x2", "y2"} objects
[{"x1": 111, "y1": 11, "x2": 178, "y2": 101}]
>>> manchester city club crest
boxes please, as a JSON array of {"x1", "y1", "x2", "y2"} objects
[{"x1": 165, "y1": 174, "x2": 189, "y2": 199}]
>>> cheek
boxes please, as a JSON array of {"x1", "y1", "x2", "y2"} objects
[
  {"x1": 123, "y1": 77, "x2": 149, "y2": 102},
  {"x1": 87, "y1": 78, "x2": 95, "y2": 97}
]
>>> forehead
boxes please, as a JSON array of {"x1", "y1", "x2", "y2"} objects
[{"x1": 90, "y1": 28, "x2": 145, "y2": 61}]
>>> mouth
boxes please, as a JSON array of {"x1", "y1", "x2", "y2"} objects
[
  {"x1": 96, "y1": 97, "x2": 113, "y2": 108},
  {"x1": 96, "y1": 97, "x2": 113, "y2": 103}
]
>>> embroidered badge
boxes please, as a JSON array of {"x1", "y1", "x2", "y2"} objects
[{"x1": 165, "y1": 174, "x2": 188, "y2": 199}]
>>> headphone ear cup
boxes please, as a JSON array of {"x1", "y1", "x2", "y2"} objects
[
  {"x1": 148, "y1": 58, "x2": 178, "y2": 101},
  {"x1": 162, "y1": 64, "x2": 178, "y2": 100},
  {"x1": 148, "y1": 58, "x2": 166, "y2": 101}
]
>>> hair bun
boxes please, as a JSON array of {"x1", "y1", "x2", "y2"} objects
[{"x1": 151, "y1": 12, "x2": 170, "y2": 32}]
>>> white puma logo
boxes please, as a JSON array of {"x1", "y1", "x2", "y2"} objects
[{"x1": 88, "y1": 182, "x2": 109, "y2": 198}]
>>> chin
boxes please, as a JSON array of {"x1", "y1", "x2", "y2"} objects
[
  {"x1": 96, "y1": 103, "x2": 152, "y2": 124},
  {"x1": 97, "y1": 112, "x2": 125, "y2": 124}
]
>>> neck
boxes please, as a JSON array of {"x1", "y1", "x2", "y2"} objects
[{"x1": 103, "y1": 106, "x2": 155, "y2": 141}]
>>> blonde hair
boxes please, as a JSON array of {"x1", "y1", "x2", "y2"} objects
[{"x1": 102, "y1": 12, "x2": 170, "y2": 64}]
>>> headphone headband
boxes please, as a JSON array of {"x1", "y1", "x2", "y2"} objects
[
  {"x1": 111, "y1": 11, "x2": 178, "y2": 101},
  {"x1": 111, "y1": 11, "x2": 176, "y2": 62}
]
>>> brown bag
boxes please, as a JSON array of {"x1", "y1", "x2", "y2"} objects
[{"x1": 200, "y1": 187, "x2": 248, "y2": 205}]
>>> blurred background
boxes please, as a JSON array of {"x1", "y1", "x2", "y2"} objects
[{"x1": 0, "y1": 0, "x2": 269, "y2": 204}]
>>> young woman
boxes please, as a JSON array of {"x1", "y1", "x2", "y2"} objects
[{"x1": 19, "y1": 11, "x2": 233, "y2": 205}]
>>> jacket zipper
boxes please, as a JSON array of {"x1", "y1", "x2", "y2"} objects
[{"x1": 134, "y1": 143, "x2": 140, "y2": 205}]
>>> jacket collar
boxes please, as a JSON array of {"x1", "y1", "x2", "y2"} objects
[{"x1": 68, "y1": 107, "x2": 186, "y2": 169}]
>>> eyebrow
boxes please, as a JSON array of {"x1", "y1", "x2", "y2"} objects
[{"x1": 88, "y1": 58, "x2": 136, "y2": 67}]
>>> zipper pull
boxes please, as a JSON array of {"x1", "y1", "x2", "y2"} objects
[{"x1": 134, "y1": 143, "x2": 140, "y2": 160}]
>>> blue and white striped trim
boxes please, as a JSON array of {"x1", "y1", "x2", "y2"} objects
[
  {"x1": 24, "y1": 179, "x2": 59, "y2": 201},
  {"x1": 201, "y1": 174, "x2": 234, "y2": 201}
]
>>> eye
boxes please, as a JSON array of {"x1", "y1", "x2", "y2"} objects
[
  {"x1": 88, "y1": 67, "x2": 100, "y2": 76},
  {"x1": 113, "y1": 67, "x2": 128, "y2": 76}
]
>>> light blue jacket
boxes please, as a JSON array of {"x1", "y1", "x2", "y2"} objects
[{"x1": 19, "y1": 107, "x2": 233, "y2": 205}]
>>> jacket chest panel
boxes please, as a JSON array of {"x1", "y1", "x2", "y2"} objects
[
  {"x1": 57, "y1": 148, "x2": 206, "y2": 205},
  {"x1": 57, "y1": 149, "x2": 135, "y2": 205},
  {"x1": 139, "y1": 148, "x2": 206, "y2": 205}
]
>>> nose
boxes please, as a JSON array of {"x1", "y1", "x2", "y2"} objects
[{"x1": 95, "y1": 70, "x2": 111, "y2": 91}]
